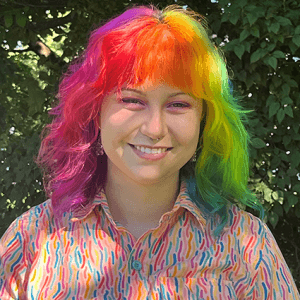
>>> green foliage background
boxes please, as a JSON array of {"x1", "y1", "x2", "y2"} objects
[{"x1": 1, "y1": 0, "x2": 299, "y2": 289}]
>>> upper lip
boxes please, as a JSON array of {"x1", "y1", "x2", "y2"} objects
[{"x1": 129, "y1": 144, "x2": 173, "y2": 149}]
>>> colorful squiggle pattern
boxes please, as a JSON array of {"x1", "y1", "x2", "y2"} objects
[{"x1": 1, "y1": 180, "x2": 299, "y2": 299}]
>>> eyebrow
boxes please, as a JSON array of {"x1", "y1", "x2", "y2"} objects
[{"x1": 121, "y1": 88, "x2": 188, "y2": 98}]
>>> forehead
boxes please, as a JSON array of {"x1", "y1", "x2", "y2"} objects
[
  {"x1": 116, "y1": 79, "x2": 195, "y2": 98},
  {"x1": 124, "y1": 81, "x2": 185, "y2": 94}
]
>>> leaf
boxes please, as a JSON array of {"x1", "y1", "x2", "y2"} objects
[
  {"x1": 27, "y1": 80, "x2": 45, "y2": 115},
  {"x1": 287, "y1": 168, "x2": 298, "y2": 176},
  {"x1": 293, "y1": 183, "x2": 300, "y2": 193},
  {"x1": 25, "y1": 176, "x2": 32, "y2": 186},
  {"x1": 16, "y1": 168, "x2": 25, "y2": 182},
  {"x1": 294, "y1": 134, "x2": 300, "y2": 141},
  {"x1": 289, "y1": 41, "x2": 298, "y2": 54},
  {"x1": 293, "y1": 124, "x2": 300, "y2": 134},
  {"x1": 283, "y1": 135, "x2": 291, "y2": 147},
  {"x1": 247, "y1": 14, "x2": 258, "y2": 26},
  {"x1": 252, "y1": 138, "x2": 266, "y2": 149},
  {"x1": 290, "y1": 151, "x2": 300, "y2": 167},
  {"x1": 268, "y1": 211, "x2": 279, "y2": 228},
  {"x1": 244, "y1": 42, "x2": 251, "y2": 53},
  {"x1": 237, "y1": 0, "x2": 247, "y2": 8},
  {"x1": 292, "y1": 35, "x2": 300, "y2": 47},
  {"x1": 273, "y1": 201, "x2": 283, "y2": 217},
  {"x1": 16, "y1": 12, "x2": 26, "y2": 27},
  {"x1": 229, "y1": 13, "x2": 239, "y2": 25},
  {"x1": 295, "y1": 25, "x2": 300, "y2": 35},
  {"x1": 270, "y1": 23, "x2": 280, "y2": 33},
  {"x1": 276, "y1": 108, "x2": 285, "y2": 123},
  {"x1": 289, "y1": 195, "x2": 299, "y2": 206},
  {"x1": 272, "y1": 76, "x2": 281, "y2": 88},
  {"x1": 282, "y1": 97, "x2": 293, "y2": 105},
  {"x1": 224, "y1": 39, "x2": 239, "y2": 51},
  {"x1": 250, "y1": 118, "x2": 260, "y2": 126},
  {"x1": 250, "y1": 49, "x2": 263, "y2": 63},
  {"x1": 234, "y1": 44, "x2": 245, "y2": 59},
  {"x1": 269, "y1": 102, "x2": 280, "y2": 117},
  {"x1": 245, "y1": 4, "x2": 257, "y2": 12},
  {"x1": 281, "y1": 83, "x2": 290, "y2": 96},
  {"x1": 279, "y1": 152, "x2": 289, "y2": 162},
  {"x1": 277, "y1": 35, "x2": 284, "y2": 43},
  {"x1": 283, "y1": 106, "x2": 293, "y2": 118},
  {"x1": 221, "y1": 14, "x2": 228, "y2": 23},
  {"x1": 283, "y1": 200, "x2": 291, "y2": 214},
  {"x1": 250, "y1": 26, "x2": 260, "y2": 38},
  {"x1": 266, "y1": 94, "x2": 275, "y2": 106},
  {"x1": 272, "y1": 50, "x2": 285, "y2": 59},
  {"x1": 275, "y1": 16, "x2": 292, "y2": 26},
  {"x1": 286, "y1": 79, "x2": 297, "y2": 88},
  {"x1": 4, "y1": 14, "x2": 13, "y2": 28},
  {"x1": 240, "y1": 29, "x2": 250, "y2": 42},
  {"x1": 245, "y1": 77, "x2": 253, "y2": 89},
  {"x1": 272, "y1": 191, "x2": 278, "y2": 200},
  {"x1": 266, "y1": 56, "x2": 277, "y2": 70},
  {"x1": 260, "y1": 41, "x2": 266, "y2": 48},
  {"x1": 267, "y1": 43, "x2": 276, "y2": 52}
]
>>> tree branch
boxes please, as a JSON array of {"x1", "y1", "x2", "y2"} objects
[
  {"x1": 0, "y1": 0, "x2": 67, "y2": 8},
  {"x1": 10, "y1": 48, "x2": 32, "y2": 53},
  {"x1": 4, "y1": 39, "x2": 66, "y2": 68},
  {"x1": 27, "y1": 12, "x2": 76, "y2": 32}
]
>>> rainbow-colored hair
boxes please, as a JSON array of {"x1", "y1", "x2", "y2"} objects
[{"x1": 36, "y1": 5, "x2": 264, "y2": 235}]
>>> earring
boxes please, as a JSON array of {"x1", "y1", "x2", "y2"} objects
[
  {"x1": 190, "y1": 151, "x2": 197, "y2": 162},
  {"x1": 95, "y1": 134, "x2": 104, "y2": 156}
]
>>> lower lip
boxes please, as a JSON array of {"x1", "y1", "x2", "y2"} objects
[{"x1": 129, "y1": 144, "x2": 170, "y2": 161}]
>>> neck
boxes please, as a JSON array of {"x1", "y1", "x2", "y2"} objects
[{"x1": 104, "y1": 163, "x2": 180, "y2": 226}]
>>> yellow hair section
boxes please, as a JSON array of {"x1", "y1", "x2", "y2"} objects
[{"x1": 128, "y1": 6, "x2": 263, "y2": 232}]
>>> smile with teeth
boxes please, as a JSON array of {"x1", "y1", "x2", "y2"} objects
[{"x1": 133, "y1": 145, "x2": 169, "y2": 154}]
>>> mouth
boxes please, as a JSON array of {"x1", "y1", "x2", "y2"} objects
[{"x1": 128, "y1": 144, "x2": 173, "y2": 154}]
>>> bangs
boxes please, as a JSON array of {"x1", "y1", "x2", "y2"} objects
[
  {"x1": 97, "y1": 14, "x2": 213, "y2": 100},
  {"x1": 132, "y1": 23, "x2": 195, "y2": 93}
]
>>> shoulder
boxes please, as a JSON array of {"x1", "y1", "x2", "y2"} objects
[
  {"x1": 0, "y1": 199, "x2": 54, "y2": 251},
  {"x1": 0, "y1": 200, "x2": 55, "y2": 297},
  {"x1": 224, "y1": 204, "x2": 275, "y2": 252},
  {"x1": 223, "y1": 207, "x2": 299, "y2": 298},
  {"x1": 223, "y1": 205, "x2": 287, "y2": 273},
  {"x1": 226, "y1": 204, "x2": 265, "y2": 237},
  {"x1": 219, "y1": 205, "x2": 272, "y2": 269}
]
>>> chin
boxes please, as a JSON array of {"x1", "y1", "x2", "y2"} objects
[{"x1": 129, "y1": 168, "x2": 177, "y2": 185}]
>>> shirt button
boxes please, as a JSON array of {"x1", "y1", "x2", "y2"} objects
[{"x1": 132, "y1": 260, "x2": 142, "y2": 271}]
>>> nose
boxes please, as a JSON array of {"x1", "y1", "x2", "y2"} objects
[{"x1": 140, "y1": 109, "x2": 168, "y2": 140}]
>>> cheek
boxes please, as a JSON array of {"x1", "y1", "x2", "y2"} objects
[
  {"x1": 103, "y1": 106, "x2": 139, "y2": 128},
  {"x1": 171, "y1": 117, "x2": 201, "y2": 145}
]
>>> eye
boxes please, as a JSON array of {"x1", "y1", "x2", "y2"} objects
[
  {"x1": 169, "y1": 102, "x2": 190, "y2": 108},
  {"x1": 121, "y1": 98, "x2": 143, "y2": 105}
]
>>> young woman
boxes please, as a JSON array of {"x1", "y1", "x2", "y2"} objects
[{"x1": 1, "y1": 5, "x2": 299, "y2": 299}]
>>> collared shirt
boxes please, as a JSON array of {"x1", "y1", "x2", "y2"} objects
[{"x1": 0, "y1": 180, "x2": 299, "y2": 300}]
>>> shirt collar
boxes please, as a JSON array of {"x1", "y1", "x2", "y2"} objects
[{"x1": 70, "y1": 179, "x2": 207, "y2": 228}]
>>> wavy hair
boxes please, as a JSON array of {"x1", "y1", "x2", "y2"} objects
[{"x1": 36, "y1": 4, "x2": 264, "y2": 235}]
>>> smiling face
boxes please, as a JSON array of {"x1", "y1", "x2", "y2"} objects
[{"x1": 99, "y1": 81, "x2": 203, "y2": 186}]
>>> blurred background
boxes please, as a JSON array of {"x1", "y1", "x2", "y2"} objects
[{"x1": 0, "y1": 0, "x2": 299, "y2": 290}]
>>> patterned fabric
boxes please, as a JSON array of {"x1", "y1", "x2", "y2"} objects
[{"x1": 0, "y1": 180, "x2": 299, "y2": 300}]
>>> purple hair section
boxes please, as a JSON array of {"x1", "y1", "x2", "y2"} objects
[
  {"x1": 66, "y1": 6, "x2": 155, "y2": 75},
  {"x1": 97, "y1": 7, "x2": 155, "y2": 33},
  {"x1": 36, "y1": 6, "x2": 159, "y2": 218}
]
